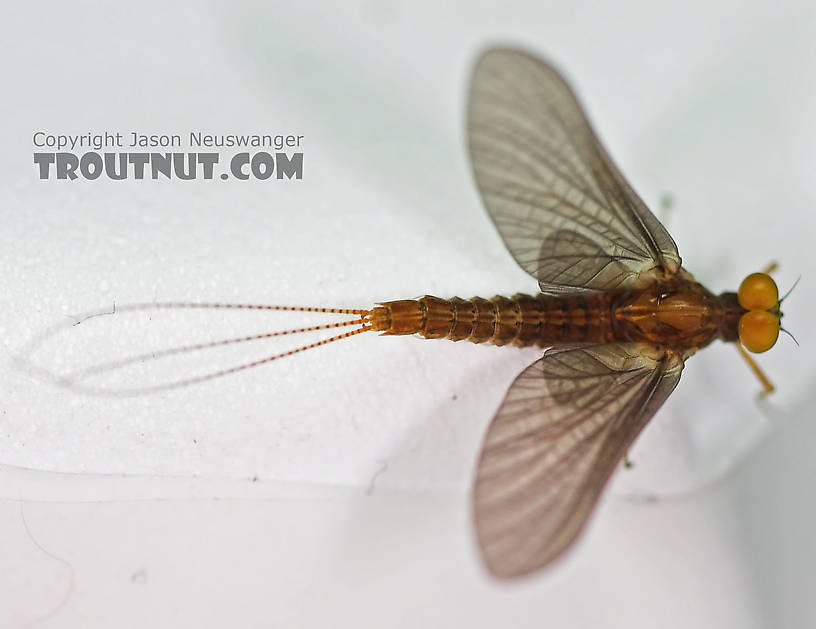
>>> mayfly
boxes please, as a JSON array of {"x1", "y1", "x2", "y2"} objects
[{"x1": 52, "y1": 48, "x2": 790, "y2": 579}]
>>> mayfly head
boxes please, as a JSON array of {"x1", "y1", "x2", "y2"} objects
[{"x1": 736, "y1": 272, "x2": 787, "y2": 353}]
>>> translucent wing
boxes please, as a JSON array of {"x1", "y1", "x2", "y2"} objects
[
  {"x1": 468, "y1": 48, "x2": 681, "y2": 292},
  {"x1": 472, "y1": 343, "x2": 684, "y2": 578}
]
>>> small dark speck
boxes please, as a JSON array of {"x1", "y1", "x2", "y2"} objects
[
  {"x1": 130, "y1": 568, "x2": 147, "y2": 584},
  {"x1": 252, "y1": 476, "x2": 259, "y2": 482},
  {"x1": 451, "y1": 395, "x2": 458, "y2": 401},
  {"x1": 193, "y1": 439, "x2": 198, "y2": 444}
]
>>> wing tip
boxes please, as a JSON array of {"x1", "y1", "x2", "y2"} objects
[
  {"x1": 474, "y1": 522, "x2": 572, "y2": 580},
  {"x1": 472, "y1": 44, "x2": 559, "y2": 70}
]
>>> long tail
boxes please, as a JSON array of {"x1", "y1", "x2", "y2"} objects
[{"x1": 21, "y1": 301, "x2": 376, "y2": 396}]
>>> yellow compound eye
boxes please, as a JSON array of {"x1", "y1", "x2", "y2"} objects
[
  {"x1": 738, "y1": 273, "x2": 779, "y2": 310},
  {"x1": 739, "y1": 311, "x2": 780, "y2": 353}
]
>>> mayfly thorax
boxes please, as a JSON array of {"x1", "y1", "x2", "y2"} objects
[{"x1": 40, "y1": 47, "x2": 793, "y2": 579}]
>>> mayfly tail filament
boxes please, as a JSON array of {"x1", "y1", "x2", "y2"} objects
[{"x1": 61, "y1": 301, "x2": 375, "y2": 396}]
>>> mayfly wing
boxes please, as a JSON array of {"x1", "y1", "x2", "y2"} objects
[
  {"x1": 473, "y1": 343, "x2": 684, "y2": 578},
  {"x1": 467, "y1": 48, "x2": 681, "y2": 292}
]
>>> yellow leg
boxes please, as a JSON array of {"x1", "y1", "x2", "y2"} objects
[
  {"x1": 762, "y1": 261, "x2": 779, "y2": 275},
  {"x1": 736, "y1": 343, "x2": 775, "y2": 396}
]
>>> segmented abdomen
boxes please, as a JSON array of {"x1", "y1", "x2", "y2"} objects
[{"x1": 369, "y1": 294, "x2": 612, "y2": 347}]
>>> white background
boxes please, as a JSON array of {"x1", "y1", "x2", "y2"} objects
[{"x1": 2, "y1": 1, "x2": 815, "y2": 627}]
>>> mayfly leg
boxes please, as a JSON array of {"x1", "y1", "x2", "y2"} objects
[{"x1": 735, "y1": 343, "x2": 775, "y2": 396}]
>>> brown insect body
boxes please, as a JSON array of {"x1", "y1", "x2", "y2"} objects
[
  {"x1": 610, "y1": 274, "x2": 744, "y2": 352},
  {"x1": 370, "y1": 274, "x2": 745, "y2": 354}
]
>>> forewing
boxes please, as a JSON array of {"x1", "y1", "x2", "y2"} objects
[
  {"x1": 472, "y1": 343, "x2": 684, "y2": 578},
  {"x1": 468, "y1": 48, "x2": 681, "y2": 292}
]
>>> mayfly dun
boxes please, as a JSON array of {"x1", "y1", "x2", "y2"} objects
[{"x1": 49, "y1": 48, "x2": 792, "y2": 579}]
